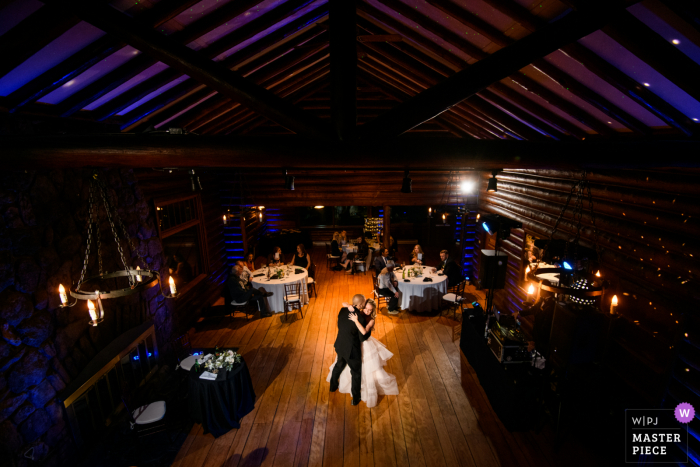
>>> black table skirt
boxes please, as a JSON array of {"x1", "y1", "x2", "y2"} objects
[{"x1": 188, "y1": 358, "x2": 256, "y2": 438}]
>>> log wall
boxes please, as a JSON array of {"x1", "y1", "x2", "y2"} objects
[{"x1": 476, "y1": 168, "x2": 700, "y2": 419}]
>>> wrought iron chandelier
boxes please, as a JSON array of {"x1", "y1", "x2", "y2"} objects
[
  {"x1": 58, "y1": 173, "x2": 177, "y2": 326},
  {"x1": 526, "y1": 171, "x2": 607, "y2": 304}
]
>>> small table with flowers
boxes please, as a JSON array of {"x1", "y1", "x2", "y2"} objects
[
  {"x1": 188, "y1": 349, "x2": 255, "y2": 437},
  {"x1": 395, "y1": 265, "x2": 449, "y2": 313}
]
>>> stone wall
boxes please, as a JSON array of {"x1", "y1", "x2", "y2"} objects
[{"x1": 0, "y1": 169, "x2": 175, "y2": 466}]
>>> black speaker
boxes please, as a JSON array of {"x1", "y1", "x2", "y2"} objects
[{"x1": 479, "y1": 250, "x2": 508, "y2": 289}]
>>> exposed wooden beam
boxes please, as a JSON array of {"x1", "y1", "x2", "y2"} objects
[
  {"x1": 329, "y1": 0, "x2": 357, "y2": 141},
  {"x1": 425, "y1": 0, "x2": 515, "y2": 47},
  {"x1": 55, "y1": 0, "x2": 329, "y2": 138},
  {"x1": 603, "y1": 10, "x2": 700, "y2": 104},
  {"x1": 119, "y1": 5, "x2": 329, "y2": 131},
  {"x1": 480, "y1": 0, "x2": 545, "y2": 32},
  {"x1": 357, "y1": 34, "x2": 402, "y2": 42},
  {"x1": 8, "y1": 0, "x2": 201, "y2": 112},
  {"x1": 561, "y1": 43, "x2": 699, "y2": 136},
  {"x1": 357, "y1": 4, "x2": 635, "y2": 140},
  {"x1": 0, "y1": 2, "x2": 81, "y2": 79},
  {"x1": 6, "y1": 135, "x2": 700, "y2": 169},
  {"x1": 530, "y1": 59, "x2": 652, "y2": 135}
]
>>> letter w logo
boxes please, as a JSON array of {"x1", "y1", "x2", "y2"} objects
[{"x1": 680, "y1": 409, "x2": 691, "y2": 418}]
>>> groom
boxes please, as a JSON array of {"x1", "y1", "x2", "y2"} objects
[{"x1": 329, "y1": 294, "x2": 371, "y2": 405}]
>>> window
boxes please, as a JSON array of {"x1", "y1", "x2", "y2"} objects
[{"x1": 154, "y1": 195, "x2": 209, "y2": 294}]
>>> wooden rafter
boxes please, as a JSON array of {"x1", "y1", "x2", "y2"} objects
[{"x1": 357, "y1": 2, "x2": 639, "y2": 140}]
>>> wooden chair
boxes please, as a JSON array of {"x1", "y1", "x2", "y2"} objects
[
  {"x1": 442, "y1": 280, "x2": 467, "y2": 320},
  {"x1": 283, "y1": 282, "x2": 304, "y2": 320},
  {"x1": 121, "y1": 382, "x2": 168, "y2": 441},
  {"x1": 372, "y1": 274, "x2": 390, "y2": 308},
  {"x1": 229, "y1": 299, "x2": 255, "y2": 320},
  {"x1": 326, "y1": 243, "x2": 340, "y2": 270},
  {"x1": 307, "y1": 262, "x2": 317, "y2": 298}
]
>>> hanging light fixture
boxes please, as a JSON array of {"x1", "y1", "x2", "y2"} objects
[
  {"x1": 487, "y1": 170, "x2": 498, "y2": 192},
  {"x1": 58, "y1": 172, "x2": 176, "y2": 322},
  {"x1": 401, "y1": 170, "x2": 412, "y2": 193},
  {"x1": 427, "y1": 207, "x2": 432, "y2": 218}
]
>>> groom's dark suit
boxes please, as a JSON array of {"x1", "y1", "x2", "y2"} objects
[{"x1": 330, "y1": 307, "x2": 371, "y2": 403}]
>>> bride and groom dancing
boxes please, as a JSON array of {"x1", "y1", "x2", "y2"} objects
[{"x1": 326, "y1": 294, "x2": 399, "y2": 407}]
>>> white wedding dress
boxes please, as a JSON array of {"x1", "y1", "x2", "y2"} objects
[{"x1": 326, "y1": 335, "x2": 399, "y2": 407}]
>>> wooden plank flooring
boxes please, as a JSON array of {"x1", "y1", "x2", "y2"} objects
[{"x1": 172, "y1": 248, "x2": 594, "y2": 467}]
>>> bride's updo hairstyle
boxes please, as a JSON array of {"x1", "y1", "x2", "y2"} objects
[{"x1": 365, "y1": 298, "x2": 377, "y2": 320}]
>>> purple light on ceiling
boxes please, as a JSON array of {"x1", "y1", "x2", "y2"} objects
[
  {"x1": 0, "y1": 21, "x2": 105, "y2": 96},
  {"x1": 478, "y1": 93, "x2": 556, "y2": 139},
  {"x1": 39, "y1": 45, "x2": 141, "y2": 105},
  {"x1": 628, "y1": 3, "x2": 700, "y2": 67},
  {"x1": 155, "y1": 91, "x2": 218, "y2": 128},
  {"x1": 501, "y1": 79, "x2": 594, "y2": 133},
  {"x1": 186, "y1": 0, "x2": 290, "y2": 52},
  {"x1": 84, "y1": 62, "x2": 170, "y2": 111},
  {"x1": 579, "y1": 31, "x2": 700, "y2": 121},
  {"x1": 365, "y1": 0, "x2": 472, "y2": 63},
  {"x1": 544, "y1": 50, "x2": 666, "y2": 127},
  {"x1": 0, "y1": 0, "x2": 43, "y2": 37},
  {"x1": 215, "y1": 0, "x2": 327, "y2": 62},
  {"x1": 118, "y1": 75, "x2": 190, "y2": 116}
]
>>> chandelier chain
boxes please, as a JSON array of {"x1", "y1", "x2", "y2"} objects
[
  {"x1": 77, "y1": 182, "x2": 96, "y2": 291},
  {"x1": 97, "y1": 182, "x2": 132, "y2": 285},
  {"x1": 584, "y1": 172, "x2": 603, "y2": 267},
  {"x1": 537, "y1": 179, "x2": 578, "y2": 272}
]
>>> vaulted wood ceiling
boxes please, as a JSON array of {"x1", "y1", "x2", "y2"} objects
[{"x1": 2, "y1": 0, "x2": 700, "y2": 144}]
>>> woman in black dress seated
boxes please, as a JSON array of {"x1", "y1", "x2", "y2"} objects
[
  {"x1": 267, "y1": 246, "x2": 283, "y2": 266},
  {"x1": 332, "y1": 232, "x2": 351, "y2": 271},
  {"x1": 291, "y1": 244, "x2": 309, "y2": 269}
]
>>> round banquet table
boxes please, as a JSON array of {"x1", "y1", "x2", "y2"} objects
[
  {"x1": 395, "y1": 266, "x2": 448, "y2": 313},
  {"x1": 250, "y1": 267, "x2": 309, "y2": 313},
  {"x1": 342, "y1": 244, "x2": 358, "y2": 254},
  {"x1": 188, "y1": 355, "x2": 255, "y2": 438}
]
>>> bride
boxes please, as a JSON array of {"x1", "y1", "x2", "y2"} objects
[{"x1": 326, "y1": 297, "x2": 399, "y2": 407}]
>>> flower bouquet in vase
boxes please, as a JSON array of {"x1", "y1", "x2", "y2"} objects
[{"x1": 204, "y1": 349, "x2": 242, "y2": 379}]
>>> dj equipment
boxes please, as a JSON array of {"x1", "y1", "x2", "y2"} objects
[
  {"x1": 479, "y1": 250, "x2": 508, "y2": 289},
  {"x1": 487, "y1": 323, "x2": 532, "y2": 364}
]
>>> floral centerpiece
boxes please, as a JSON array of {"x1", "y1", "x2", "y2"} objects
[{"x1": 201, "y1": 349, "x2": 241, "y2": 373}]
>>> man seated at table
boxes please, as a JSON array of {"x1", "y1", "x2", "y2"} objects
[
  {"x1": 374, "y1": 248, "x2": 394, "y2": 273},
  {"x1": 434, "y1": 250, "x2": 462, "y2": 287},
  {"x1": 227, "y1": 264, "x2": 273, "y2": 317},
  {"x1": 235, "y1": 260, "x2": 252, "y2": 284},
  {"x1": 377, "y1": 266, "x2": 400, "y2": 315}
]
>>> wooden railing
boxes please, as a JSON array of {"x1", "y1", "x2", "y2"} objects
[{"x1": 57, "y1": 321, "x2": 159, "y2": 447}]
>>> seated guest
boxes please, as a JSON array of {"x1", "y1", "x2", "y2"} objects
[
  {"x1": 389, "y1": 236, "x2": 398, "y2": 256},
  {"x1": 410, "y1": 244, "x2": 424, "y2": 265},
  {"x1": 339, "y1": 230, "x2": 348, "y2": 245},
  {"x1": 434, "y1": 250, "x2": 462, "y2": 287},
  {"x1": 377, "y1": 266, "x2": 400, "y2": 315},
  {"x1": 291, "y1": 243, "x2": 310, "y2": 269},
  {"x1": 267, "y1": 246, "x2": 283, "y2": 265},
  {"x1": 332, "y1": 232, "x2": 352, "y2": 272},
  {"x1": 227, "y1": 265, "x2": 272, "y2": 317},
  {"x1": 169, "y1": 253, "x2": 193, "y2": 286},
  {"x1": 236, "y1": 260, "x2": 252, "y2": 284},
  {"x1": 374, "y1": 248, "x2": 394, "y2": 273},
  {"x1": 245, "y1": 252, "x2": 256, "y2": 271},
  {"x1": 356, "y1": 234, "x2": 369, "y2": 260}
]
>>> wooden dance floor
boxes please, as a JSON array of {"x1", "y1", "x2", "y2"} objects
[{"x1": 172, "y1": 249, "x2": 595, "y2": 467}]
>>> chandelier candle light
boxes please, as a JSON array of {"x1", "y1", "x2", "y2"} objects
[{"x1": 56, "y1": 172, "x2": 178, "y2": 324}]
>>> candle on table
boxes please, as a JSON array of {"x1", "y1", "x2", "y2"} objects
[
  {"x1": 169, "y1": 276, "x2": 177, "y2": 295},
  {"x1": 59, "y1": 284, "x2": 67, "y2": 306},
  {"x1": 610, "y1": 295, "x2": 618, "y2": 314}
]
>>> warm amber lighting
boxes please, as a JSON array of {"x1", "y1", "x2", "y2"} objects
[
  {"x1": 612, "y1": 295, "x2": 618, "y2": 306},
  {"x1": 527, "y1": 284, "x2": 535, "y2": 295},
  {"x1": 428, "y1": 207, "x2": 431, "y2": 213},
  {"x1": 476, "y1": 213, "x2": 480, "y2": 221},
  {"x1": 610, "y1": 295, "x2": 618, "y2": 315},
  {"x1": 169, "y1": 276, "x2": 177, "y2": 295},
  {"x1": 525, "y1": 266, "x2": 530, "y2": 275},
  {"x1": 314, "y1": 206, "x2": 324, "y2": 209},
  {"x1": 672, "y1": 39, "x2": 680, "y2": 45},
  {"x1": 258, "y1": 206, "x2": 264, "y2": 209},
  {"x1": 259, "y1": 212, "x2": 263, "y2": 221},
  {"x1": 595, "y1": 270, "x2": 601, "y2": 277},
  {"x1": 136, "y1": 266, "x2": 142, "y2": 282},
  {"x1": 87, "y1": 300, "x2": 96, "y2": 320},
  {"x1": 223, "y1": 214, "x2": 227, "y2": 225},
  {"x1": 59, "y1": 284, "x2": 67, "y2": 305}
]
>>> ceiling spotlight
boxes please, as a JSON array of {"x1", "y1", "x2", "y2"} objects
[
  {"x1": 283, "y1": 169, "x2": 295, "y2": 190},
  {"x1": 460, "y1": 180, "x2": 475, "y2": 193},
  {"x1": 672, "y1": 39, "x2": 680, "y2": 45},
  {"x1": 487, "y1": 170, "x2": 498, "y2": 192},
  {"x1": 643, "y1": 82, "x2": 650, "y2": 87},
  {"x1": 401, "y1": 170, "x2": 412, "y2": 193},
  {"x1": 314, "y1": 206, "x2": 324, "y2": 209}
]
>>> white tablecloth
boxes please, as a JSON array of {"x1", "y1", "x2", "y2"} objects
[
  {"x1": 251, "y1": 267, "x2": 309, "y2": 313},
  {"x1": 342, "y1": 244, "x2": 358, "y2": 254},
  {"x1": 395, "y1": 266, "x2": 448, "y2": 313}
]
